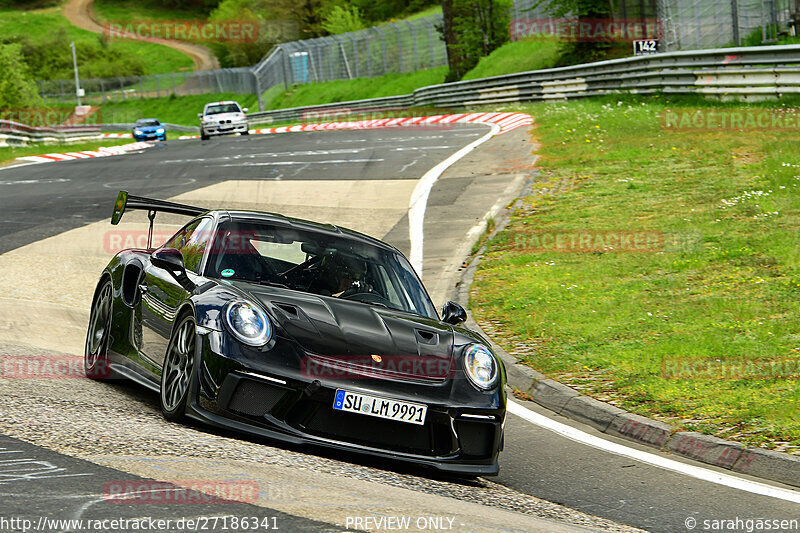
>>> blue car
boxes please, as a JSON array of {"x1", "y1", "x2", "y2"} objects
[{"x1": 132, "y1": 118, "x2": 166, "y2": 142}]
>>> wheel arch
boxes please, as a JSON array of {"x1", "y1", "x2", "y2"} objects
[{"x1": 174, "y1": 301, "x2": 198, "y2": 332}]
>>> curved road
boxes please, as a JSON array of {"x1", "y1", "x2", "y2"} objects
[
  {"x1": 63, "y1": 0, "x2": 220, "y2": 71},
  {"x1": 0, "y1": 129, "x2": 798, "y2": 532}
]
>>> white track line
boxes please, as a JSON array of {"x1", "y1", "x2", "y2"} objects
[
  {"x1": 508, "y1": 400, "x2": 800, "y2": 504},
  {"x1": 408, "y1": 123, "x2": 500, "y2": 277}
]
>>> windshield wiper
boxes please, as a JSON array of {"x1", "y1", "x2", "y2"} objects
[
  {"x1": 340, "y1": 297, "x2": 389, "y2": 309},
  {"x1": 256, "y1": 280, "x2": 291, "y2": 289}
]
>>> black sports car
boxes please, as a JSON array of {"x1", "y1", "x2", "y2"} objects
[{"x1": 86, "y1": 191, "x2": 506, "y2": 475}]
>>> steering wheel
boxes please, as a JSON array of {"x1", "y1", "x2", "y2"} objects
[
  {"x1": 280, "y1": 254, "x2": 324, "y2": 281},
  {"x1": 340, "y1": 288, "x2": 393, "y2": 308}
]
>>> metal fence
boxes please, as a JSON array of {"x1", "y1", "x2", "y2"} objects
[
  {"x1": 36, "y1": 0, "x2": 800, "y2": 108},
  {"x1": 512, "y1": 0, "x2": 794, "y2": 51},
  {"x1": 38, "y1": 67, "x2": 258, "y2": 105},
  {"x1": 659, "y1": 0, "x2": 792, "y2": 50},
  {"x1": 252, "y1": 14, "x2": 447, "y2": 92}
]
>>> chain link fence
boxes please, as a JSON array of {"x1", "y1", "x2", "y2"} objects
[
  {"x1": 251, "y1": 15, "x2": 447, "y2": 93},
  {"x1": 36, "y1": 0, "x2": 799, "y2": 108},
  {"x1": 38, "y1": 67, "x2": 258, "y2": 104},
  {"x1": 659, "y1": 0, "x2": 793, "y2": 51},
  {"x1": 511, "y1": 0, "x2": 793, "y2": 51}
]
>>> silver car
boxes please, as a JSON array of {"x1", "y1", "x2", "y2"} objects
[{"x1": 198, "y1": 101, "x2": 249, "y2": 140}]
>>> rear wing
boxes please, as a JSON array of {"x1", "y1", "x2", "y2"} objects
[{"x1": 110, "y1": 190, "x2": 207, "y2": 249}]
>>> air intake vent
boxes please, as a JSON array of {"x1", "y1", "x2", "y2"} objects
[
  {"x1": 227, "y1": 379, "x2": 286, "y2": 418},
  {"x1": 456, "y1": 420, "x2": 495, "y2": 458},
  {"x1": 415, "y1": 329, "x2": 438, "y2": 345},
  {"x1": 275, "y1": 303, "x2": 299, "y2": 317}
]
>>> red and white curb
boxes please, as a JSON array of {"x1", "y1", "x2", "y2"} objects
[
  {"x1": 178, "y1": 112, "x2": 533, "y2": 140},
  {"x1": 100, "y1": 133, "x2": 133, "y2": 138},
  {"x1": 17, "y1": 141, "x2": 152, "y2": 164}
]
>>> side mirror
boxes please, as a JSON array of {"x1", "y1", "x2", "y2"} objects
[
  {"x1": 151, "y1": 248, "x2": 195, "y2": 291},
  {"x1": 197, "y1": 113, "x2": 203, "y2": 118},
  {"x1": 441, "y1": 301, "x2": 467, "y2": 325},
  {"x1": 242, "y1": 107, "x2": 249, "y2": 113}
]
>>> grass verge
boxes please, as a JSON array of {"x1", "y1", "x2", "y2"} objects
[
  {"x1": 266, "y1": 67, "x2": 447, "y2": 110},
  {"x1": 0, "y1": 137, "x2": 136, "y2": 166},
  {"x1": 97, "y1": 93, "x2": 258, "y2": 125},
  {"x1": 462, "y1": 38, "x2": 562, "y2": 80},
  {"x1": 93, "y1": 0, "x2": 209, "y2": 23},
  {"x1": 471, "y1": 97, "x2": 800, "y2": 452}
]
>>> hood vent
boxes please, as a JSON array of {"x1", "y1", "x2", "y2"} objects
[{"x1": 415, "y1": 329, "x2": 438, "y2": 345}]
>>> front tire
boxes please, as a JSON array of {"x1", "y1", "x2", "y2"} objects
[
  {"x1": 160, "y1": 314, "x2": 196, "y2": 421},
  {"x1": 85, "y1": 278, "x2": 113, "y2": 380},
  {"x1": 200, "y1": 132, "x2": 209, "y2": 141}
]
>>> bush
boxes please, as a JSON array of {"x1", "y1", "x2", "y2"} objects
[
  {"x1": 0, "y1": 44, "x2": 44, "y2": 108},
  {"x1": 4, "y1": 28, "x2": 147, "y2": 80},
  {"x1": 321, "y1": 5, "x2": 364, "y2": 34},
  {"x1": 0, "y1": 0, "x2": 59, "y2": 8}
]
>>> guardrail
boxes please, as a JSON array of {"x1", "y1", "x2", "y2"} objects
[
  {"x1": 0, "y1": 120, "x2": 102, "y2": 146},
  {"x1": 247, "y1": 44, "x2": 800, "y2": 124}
]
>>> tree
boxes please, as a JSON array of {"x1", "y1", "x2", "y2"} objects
[
  {"x1": 290, "y1": 0, "x2": 327, "y2": 39},
  {"x1": 440, "y1": 0, "x2": 511, "y2": 82},
  {"x1": 322, "y1": 5, "x2": 365, "y2": 35},
  {"x1": 209, "y1": 0, "x2": 297, "y2": 66},
  {"x1": 0, "y1": 44, "x2": 44, "y2": 110},
  {"x1": 542, "y1": 0, "x2": 614, "y2": 66}
]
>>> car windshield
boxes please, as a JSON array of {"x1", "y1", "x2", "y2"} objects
[
  {"x1": 205, "y1": 104, "x2": 241, "y2": 115},
  {"x1": 205, "y1": 219, "x2": 437, "y2": 319},
  {"x1": 135, "y1": 119, "x2": 160, "y2": 126}
]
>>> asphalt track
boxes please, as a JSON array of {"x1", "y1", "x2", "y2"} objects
[
  {"x1": 1, "y1": 128, "x2": 799, "y2": 532},
  {"x1": 0, "y1": 434, "x2": 346, "y2": 532}
]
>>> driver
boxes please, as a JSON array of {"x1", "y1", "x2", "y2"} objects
[{"x1": 328, "y1": 254, "x2": 368, "y2": 297}]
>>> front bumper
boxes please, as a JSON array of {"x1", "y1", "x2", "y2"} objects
[
  {"x1": 201, "y1": 121, "x2": 248, "y2": 136},
  {"x1": 188, "y1": 330, "x2": 505, "y2": 475},
  {"x1": 133, "y1": 133, "x2": 166, "y2": 141}
]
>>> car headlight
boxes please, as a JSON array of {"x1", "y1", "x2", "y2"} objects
[
  {"x1": 156, "y1": 128, "x2": 165, "y2": 133},
  {"x1": 134, "y1": 129, "x2": 143, "y2": 135},
  {"x1": 224, "y1": 301, "x2": 272, "y2": 346},
  {"x1": 463, "y1": 344, "x2": 498, "y2": 390}
]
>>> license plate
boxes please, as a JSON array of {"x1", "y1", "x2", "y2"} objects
[{"x1": 333, "y1": 389, "x2": 427, "y2": 425}]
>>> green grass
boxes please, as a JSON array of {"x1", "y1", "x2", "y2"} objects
[
  {"x1": 266, "y1": 67, "x2": 447, "y2": 110},
  {"x1": 471, "y1": 96, "x2": 800, "y2": 452},
  {"x1": 0, "y1": 5, "x2": 192, "y2": 77},
  {"x1": 395, "y1": 4, "x2": 442, "y2": 21},
  {"x1": 97, "y1": 92, "x2": 258, "y2": 125},
  {"x1": 93, "y1": 0, "x2": 209, "y2": 23},
  {"x1": 0, "y1": 137, "x2": 135, "y2": 165},
  {"x1": 462, "y1": 37, "x2": 562, "y2": 80},
  {"x1": 109, "y1": 39, "x2": 192, "y2": 75}
]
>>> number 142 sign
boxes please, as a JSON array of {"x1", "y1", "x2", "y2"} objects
[{"x1": 634, "y1": 39, "x2": 659, "y2": 56}]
